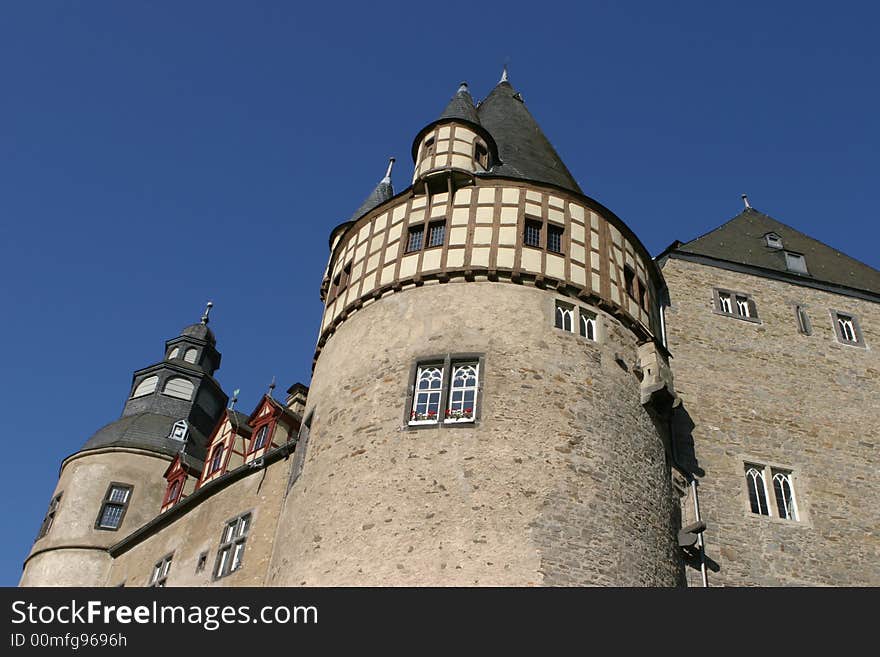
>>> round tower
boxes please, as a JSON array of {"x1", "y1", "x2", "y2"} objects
[
  {"x1": 268, "y1": 75, "x2": 682, "y2": 586},
  {"x1": 21, "y1": 305, "x2": 228, "y2": 586}
]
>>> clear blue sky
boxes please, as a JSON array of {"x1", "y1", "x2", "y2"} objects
[{"x1": 1, "y1": 1, "x2": 877, "y2": 586}]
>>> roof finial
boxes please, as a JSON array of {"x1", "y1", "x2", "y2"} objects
[
  {"x1": 741, "y1": 194, "x2": 752, "y2": 210},
  {"x1": 457, "y1": 81, "x2": 468, "y2": 94},
  {"x1": 229, "y1": 388, "x2": 240, "y2": 410},
  {"x1": 201, "y1": 300, "x2": 213, "y2": 325},
  {"x1": 382, "y1": 157, "x2": 395, "y2": 183},
  {"x1": 268, "y1": 376, "x2": 276, "y2": 397},
  {"x1": 500, "y1": 63, "x2": 509, "y2": 83}
]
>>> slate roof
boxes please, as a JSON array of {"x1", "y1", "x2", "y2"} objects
[
  {"x1": 477, "y1": 80, "x2": 582, "y2": 194},
  {"x1": 81, "y1": 412, "x2": 209, "y2": 460},
  {"x1": 673, "y1": 208, "x2": 880, "y2": 295},
  {"x1": 349, "y1": 178, "x2": 393, "y2": 223},
  {"x1": 438, "y1": 83, "x2": 481, "y2": 125},
  {"x1": 180, "y1": 322, "x2": 215, "y2": 346}
]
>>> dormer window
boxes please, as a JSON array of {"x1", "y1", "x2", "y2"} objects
[
  {"x1": 169, "y1": 420, "x2": 189, "y2": 442},
  {"x1": 785, "y1": 252, "x2": 808, "y2": 274},
  {"x1": 765, "y1": 233, "x2": 783, "y2": 249},
  {"x1": 251, "y1": 424, "x2": 270, "y2": 452},
  {"x1": 474, "y1": 142, "x2": 488, "y2": 169}
]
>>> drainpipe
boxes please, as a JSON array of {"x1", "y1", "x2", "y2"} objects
[
  {"x1": 691, "y1": 478, "x2": 708, "y2": 588},
  {"x1": 669, "y1": 413, "x2": 708, "y2": 588}
]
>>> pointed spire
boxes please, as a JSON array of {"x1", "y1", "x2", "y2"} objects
[
  {"x1": 201, "y1": 301, "x2": 213, "y2": 325},
  {"x1": 741, "y1": 194, "x2": 752, "y2": 209},
  {"x1": 500, "y1": 64, "x2": 509, "y2": 83},
  {"x1": 268, "y1": 376, "x2": 276, "y2": 397},
  {"x1": 381, "y1": 157, "x2": 395, "y2": 184}
]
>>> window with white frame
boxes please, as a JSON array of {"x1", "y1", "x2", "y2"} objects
[
  {"x1": 579, "y1": 309, "x2": 597, "y2": 341},
  {"x1": 745, "y1": 463, "x2": 801, "y2": 521},
  {"x1": 745, "y1": 465, "x2": 770, "y2": 516},
  {"x1": 764, "y1": 233, "x2": 783, "y2": 249},
  {"x1": 832, "y1": 311, "x2": 865, "y2": 347},
  {"x1": 554, "y1": 301, "x2": 574, "y2": 333},
  {"x1": 407, "y1": 355, "x2": 482, "y2": 427},
  {"x1": 150, "y1": 554, "x2": 173, "y2": 587},
  {"x1": 772, "y1": 470, "x2": 799, "y2": 521},
  {"x1": 215, "y1": 513, "x2": 251, "y2": 579},
  {"x1": 410, "y1": 364, "x2": 444, "y2": 424},
  {"x1": 714, "y1": 288, "x2": 759, "y2": 322},
  {"x1": 446, "y1": 363, "x2": 478, "y2": 422},
  {"x1": 96, "y1": 484, "x2": 132, "y2": 530}
]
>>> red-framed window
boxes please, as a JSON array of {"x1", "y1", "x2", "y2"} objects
[
  {"x1": 208, "y1": 444, "x2": 224, "y2": 474},
  {"x1": 248, "y1": 422, "x2": 273, "y2": 454},
  {"x1": 163, "y1": 476, "x2": 184, "y2": 508}
]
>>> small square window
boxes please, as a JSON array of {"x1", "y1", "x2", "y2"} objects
[
  {"x1": 785, "y1": 252, "x2": 808, "y2": 274},
  {"x1": 406, "y1": 226, "x2": 424, "y2": 253},
  {"x1": 524, "y1": 219, "x2": 542, "y2": 248},
  {"x1": 427, "y1": 221, "x2": 446, "y2": 248}
]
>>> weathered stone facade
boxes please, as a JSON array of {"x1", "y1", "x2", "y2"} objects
[
  {"x1": 268, "y1": 282, "x2": 682, "y2": 586},
  {"x1": 19, "y1": 76, "x2": 879, "y2": 588},
  {"x1": 662, "y1": 256, "x2": 880, "y2": 586}
]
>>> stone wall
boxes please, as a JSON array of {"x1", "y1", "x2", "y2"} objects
[
  {"x1": 106, "y1": 457, "x2": 290, "y2": 587},
  {"x1": 662, "y1": 257, "x2": 880, "y2": 586},
  {"x1": 267, "y1": 281, "x2": 683, "y2": 586}
]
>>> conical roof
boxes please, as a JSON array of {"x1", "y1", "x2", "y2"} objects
[
  {"x1": 348, "y1": 159, "x2": 395, "y2": 222},
  {"x1": 477, "y1": 80, "x2": 581, "y2": 194},
  {"x1": 676, "y1": 207, "x2": 880, "y2": 295},
  {"x1": 437, "y1": 83, "x2": 481, "y2": 125}
]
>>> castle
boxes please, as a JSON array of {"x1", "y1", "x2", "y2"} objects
[{"x1": 21, "y1": 72, "x2": 880, "y2": 587}]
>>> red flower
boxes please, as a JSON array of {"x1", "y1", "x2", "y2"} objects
[{"x1": 465, "y1": 408, "x2": 472, "y2": 413}]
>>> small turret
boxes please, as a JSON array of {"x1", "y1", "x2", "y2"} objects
[{"x1": 411, "y1": 82, "x2": 498, "y2": 193}]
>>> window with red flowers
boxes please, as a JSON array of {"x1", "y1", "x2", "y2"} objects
[{"x1": 406, "y1": 354, "x2": 484, "y2": 428}]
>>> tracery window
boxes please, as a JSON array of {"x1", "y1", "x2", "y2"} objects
[{"x1": 745, "y1": 465, "x2": 769, "y2": 516}]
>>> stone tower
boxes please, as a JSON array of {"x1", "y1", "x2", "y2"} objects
[
  {"x1": 267, "y1": 74, "x2": 683, "y2": 586},
  {"x1": 21, "y1": 307, "x2": 228, "y2": 586}
]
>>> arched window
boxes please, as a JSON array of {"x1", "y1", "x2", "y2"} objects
[
  {"x1": 446, "y1": 364, "x2": 478, "y2": 422},
  {"x1": 163, "y1": 377, "x2": 194, "y2": 401},
  {"x1": 772, "y1": 472, "x2": 798, "y2": 520},
  {"x1": 164, "y1": 478, "x2": 182, "y2": 507},
  {"x1": 184, "y1": 348, "x2": 198, "y2": 364},
  {"x1": 474, "y1": 142, "x2": 488, "y2": 169},
  {"x1": 131, "y1": 375, "x2": 158, "y2": 399},
  {"x1": 208, "y1": 444, "x2": 224, "y2": 475},
  {"x1": 252, "y1": 425, "x2": 270, "y2": 452},
  {"x1": 167, "y1": 347, "x2": 179, "y2": 360},
  {"x1": 555, "y1": 302, "x2": 574, "y2": 332},
  {"x1": 580, "y1": 312, "x2": 597, "y2": 341},
  {"x1": 745, "y1": 466, "x2": 769, "y2": 516},
  {"x1": 410, "y1": 365, "x2": 443, "y2": 423}
]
